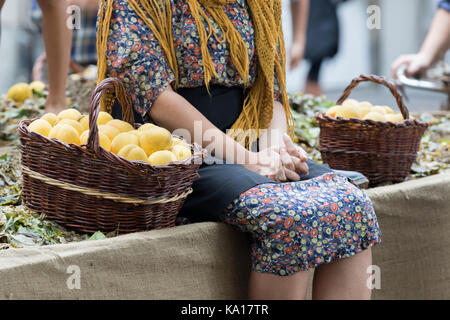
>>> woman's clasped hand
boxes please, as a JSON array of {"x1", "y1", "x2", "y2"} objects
[{"x1": 245, "y1": 133, "x2": 309, "y2": 183}]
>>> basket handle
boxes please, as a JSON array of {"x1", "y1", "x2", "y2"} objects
[
  {"x1": 336, "y1": 74, "x2": 410, "y2": 120},
  {"x1": 87, "y1": 78, "x2": 135, "y2": 153}
]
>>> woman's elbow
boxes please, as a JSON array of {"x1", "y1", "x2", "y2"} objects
[{"x1": 148, "y1": 86, "x2": 175, "y2": 122}]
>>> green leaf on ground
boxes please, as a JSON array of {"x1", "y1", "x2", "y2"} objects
[{"x1": 89, "y1": 231, "x2": 106, "y2": 241}]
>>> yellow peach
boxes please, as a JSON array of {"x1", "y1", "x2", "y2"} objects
[
  {"x1": 148, "y1": 150, "x2": 177, "y2": 166},
  {"x1": 58, "y1": 119, "x2": 84, "y2": 135},
  {"x1": 98, "y1": 124, "x2": 120, "y2": 141},
  {"x1": 48, "y1": 124, "x2": 80, "y2": 145},
  {"x1": 58, "y1": 108, "x2": 82, "y2": 121},
  {"x1": 106, "y1": 119, "x2": 134, "y2": 133},
  {"x1": 28, "y1": 119, "x2": 52, "y2": 137},
  {"x1": 139, "y1": 126, "x2": 173, "y2": 156},
  {"x1": 97, "y1": 111, "x2": 114, "y2": 125},
  {"x1": 334, "y1": 104, "x2": 361, "y2": 120},
  {"x1": 385, "y1": 113, "x2": 404, "y2": 123},
  {"x1": 41, "y1": 113, "x2": 59, "y2": 126},
  {"x1": 79, "y1": 130, "x2": 111, "y2": 151},
  {"x1": 137, "y1": 123, "x2": 157, "y2": 132},
  {"x1": 363, "y1": 112, "x2": 386, "y2": 122},
  {"x1": 117, "y1": 144, "x2": 148, "y2": 162},
  {"x1": 171, "y1": 145, "x2": 192, "y2": 161},
  {"x1": 111, "y1": 132, "x2": 139, "y2": 154}
]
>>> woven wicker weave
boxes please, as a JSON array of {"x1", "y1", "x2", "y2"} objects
[
  {"x1": 316, "y1": 74, "x2": 428, "y2": 186},
  {"x1": 18, "y1": 78, "x2": 204, "y2": 234}
]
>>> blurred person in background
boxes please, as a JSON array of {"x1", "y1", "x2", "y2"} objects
[
  {"x1": 0, "y1": 0, "x2": 71, "y2": 113},
  {"x1": 289, "y1": 0, "x2": 309, "y2": 76},
  {"x1": 31, "y1": 0, "x2": 99, "y2": 75},
  {"x1": 391, "y1": 0, "x2": 450, "y2": 78},
  {"x1": 290, "y1": 0, "x2": 341, "y2": 96}
]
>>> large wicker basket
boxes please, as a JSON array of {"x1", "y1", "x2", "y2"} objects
[
  {"x1": 18, "y1": 78, "x2": 204, "y2": 234},
  {"x1": 315, "y1": 74, "x2": 428, "y2": 186}
]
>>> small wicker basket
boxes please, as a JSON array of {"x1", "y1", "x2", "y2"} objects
[
  {"x1": 18, "y1": 78, "x2": 204, "y2": 234},
  {"x1": 315, "y1": 74, "x2": 428, "y2": 187}
]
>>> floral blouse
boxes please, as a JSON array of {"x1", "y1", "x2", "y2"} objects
[{"x1": 105, "y1": 0, "x2": 281, "y2": 116}]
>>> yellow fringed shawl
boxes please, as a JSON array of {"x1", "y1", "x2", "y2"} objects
[{"x1": 97, "y1": 0, "x2": 294, "y2": 148}]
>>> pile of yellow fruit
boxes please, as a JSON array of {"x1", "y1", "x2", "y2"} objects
[
  {"x1": 27, "y1": 108, "x2": 192, "y2": 165},
  {"x1": 7, "y1": 81, "x2": 46, "y2": 104},
  {"x1": 326, "y1": 99, "x2": 406, "y2": 123}
]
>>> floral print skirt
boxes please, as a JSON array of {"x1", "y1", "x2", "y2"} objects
[{"x1": 221, "y1": 173, "x2": 381, "y2": 276}]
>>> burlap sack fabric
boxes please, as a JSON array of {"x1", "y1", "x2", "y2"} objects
[{"x1": 1, "y1": 173, "x2": 449, "y2": 300}]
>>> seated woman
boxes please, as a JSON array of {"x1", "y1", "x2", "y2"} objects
[{"x1": 97, "y1": 0, "x2": 381, "y2": 300}]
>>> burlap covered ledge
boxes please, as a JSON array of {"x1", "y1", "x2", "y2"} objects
[{"x1": 1, "y1": 173, "x2": 449, "y2": 300}]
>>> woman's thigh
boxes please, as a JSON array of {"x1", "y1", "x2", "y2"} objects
[{"x1": 179, "y1": 158, "x2": 334, "y2": 223}]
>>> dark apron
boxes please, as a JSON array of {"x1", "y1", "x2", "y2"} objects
[{"x1": 112, "y1": 85, "x2": 333, "y2": 222}]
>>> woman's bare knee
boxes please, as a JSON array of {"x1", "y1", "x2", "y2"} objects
[{"x1": 312, "y1": 248, "x2": 373, "y2": 300}]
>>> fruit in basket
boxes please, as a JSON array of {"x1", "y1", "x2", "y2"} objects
[
  {"x1": 58, "y1": 108, "x2": 82, "y2": 121},
  {"x1": 334, "y1": 104, "x2": 361, "y2": 120},
  {"x1": 363, "y1": 111, "x2": 386, "y2": 122},
  {"x1": 171, "y1": 145, "x2": 192, "y2": 161},
  {"x1": 29, "y1": 81, "x2": 46, "y2": 92},
  {"x1": 371, "y1": 106, "x2": 387, "y2": 115},
  {"x1": 385, "y1": 113, "x2": 404, "y2": 123},
  {"x1": 98, "y1": 124, "x2": 120, "y2": 141},
  {"x1": 78, "y1": 115, "x2": 89, "y2": 131},
  {"x1": 325, "y1": 99, "x2": 401, "y2": 123},
  {"x1": 381, "y1": 106, "x2": 395, "y2": 114},
  {"x1": 48, "y1": 123, "x2": 80, "y2": 145},
  {"x1": 107, "y1": 119, "x2": 134, "y2": 133},
  {"x1": 79, "y1": 130, "x2": 89, "y2": 144},
  {"x1": 7, "y1": 83, "x2": 33, "y2": 103},
  {"x1": 80, "y1": 130, "x2": 111, "y2": 151},
  {"x1": 138, "y1": 123, "x2": 156, "y2": 132},
  {"x1": 342, "y1": 99, "x2": 359, "y2": 108},
  {"x1": 117, "y1": 144, "x2": 148, "y2": 162},
  {"x1": 28, "y1": 119, "x2": 52, "y2": 137},
  {"x1": 326, "y1": 105, "x2": 341, "y2": 117},
  {"x1": 358, "y1": 101, "x2": 372, "y2": 108},
  {"x1": 148, "y1": 150, "x2": 177, "y2": 165},
  {"x1": 128, "y1": 130, "x2": 142, "y2": 139},
  {"x1": 58, "y1": 119, "x2": 84, "y2": 135},
  {"x1": 139, "y1": 127, "x2": 173, "y2": 156},
  {"x1": 41, "y1": 113, "x2": 59, "y2": 126},
  {"x1": 111, "y1": 132, "x2": 139, "y2": 154},
  {"x1": 358, "y1": 101, "x2": 373, "y2": 118},
  {"x1": 97, "y1": 111, "x2": 114, "y2": 125},
  {"x1": 171, "y1": 137, "x2": 190, "y2": 149}
]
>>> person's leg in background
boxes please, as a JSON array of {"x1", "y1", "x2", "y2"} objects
[
  {"x1": 305, "y1": 59, "x2": 323, "y2": 96},
  {"x1": 36, "y1": 0, "x2": 72, "y2": 114}
]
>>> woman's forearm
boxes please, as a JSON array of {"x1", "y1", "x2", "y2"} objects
[
  {"x1": 419, "y1": 8, "x2": 450, "y2": 64},
  {"x1": 150, "y1": 86, "x2": 254, "y2": 164},
  {"x1": 259, "y1": 100, "x2": 288, "y2": 150},
  {"x1": 291, "y1": 0, "x2": 309, "y2": 45},
  {"x1": 37, "y1": 0, "x2": 72, "y2": 110}
]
